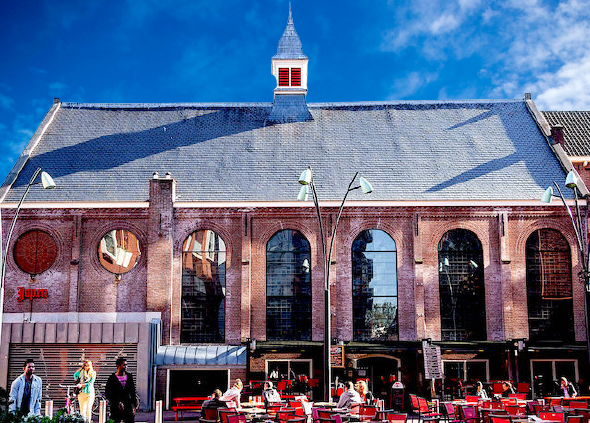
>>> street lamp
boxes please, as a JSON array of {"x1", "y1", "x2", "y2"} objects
[
  {"x1": 297, "y1": 166, "x2": 373, "y2": 401},
  {"x1": 541, "y1": 169, "x2": 590, "y2": 364},
  {"x1": 0, "y1": 167, "x2": 56, "y2": 345}
]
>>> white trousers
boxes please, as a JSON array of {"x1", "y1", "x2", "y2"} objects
[{"x1": 78, "y1": 392, "x2": 95, "y2": 422}]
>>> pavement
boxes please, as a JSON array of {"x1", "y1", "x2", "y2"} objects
[{"x1": 134, "y1": 409, "x2": 200, "y2": 422}]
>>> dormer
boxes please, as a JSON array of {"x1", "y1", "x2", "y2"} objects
[{"x1": 271, "y1": 5, "x2": 308, "y2": 97}]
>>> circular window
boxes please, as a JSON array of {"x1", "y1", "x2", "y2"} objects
[
  {"x1": 98, "y1": 229, "x2": 141, "y2": 274},
  {"x1": 13, "y1": 230, "x2": 58, "y2": 275}
]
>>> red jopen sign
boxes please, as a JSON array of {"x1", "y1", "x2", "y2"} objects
[{"x1": 17, "y1": 287, "x2": 48, "y2": 302}]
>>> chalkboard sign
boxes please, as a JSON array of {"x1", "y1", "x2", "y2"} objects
[
  {"x1": 391, "y1": 381, "x2": 404, "y2": 411},
  {"x1": 330, "y1": 345, "x2": 345, "y2": 368}
]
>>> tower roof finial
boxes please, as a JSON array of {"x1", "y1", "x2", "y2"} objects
[{"x1": 273, "y1": 3, "x2": 307, "y2": 60}]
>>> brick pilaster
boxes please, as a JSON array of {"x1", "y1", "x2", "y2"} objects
[{"x1": 147, "y1": 174, "x2": 176, "y2": 344}]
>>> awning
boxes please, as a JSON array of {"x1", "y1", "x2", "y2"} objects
[{"x1": 155, "y1": 345, "x2": 246, "y2": 366}]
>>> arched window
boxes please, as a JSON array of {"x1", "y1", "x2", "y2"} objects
[
  {"x1": 526, "y1": 229, "x2": 574, "y2": 341},
  {"x1": 181, "y1": 230, "x2": 226, "y2": 343},
  {"x1": 352, "y1": 229, "x2": 398, "y2": 341},
  {"x1": 266, "y1": 230, "x2": 312, "y2": 340},
  {"x1": 438, "y1": 229, "x2": 486, "y2": 341}
]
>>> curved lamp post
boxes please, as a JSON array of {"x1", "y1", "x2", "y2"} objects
[
  {"x1": 541, "y1": 169, "x2": 590, "y2": 364},
  {"x1": 297, "y1": 166, "x2": 373, "y2": 401},
  {"x1": 0, "y1": 167, "x2": 55, "y2": 344}
]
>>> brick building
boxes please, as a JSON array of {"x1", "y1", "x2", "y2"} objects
[{"x1": 1, "y1": 9, "x2": 588, "y2": 409}]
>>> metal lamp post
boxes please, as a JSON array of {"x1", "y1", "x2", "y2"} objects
[
  {"x1": 541, "y1": 169, "x2": 590, "y2": 365},
  {"x1": 297, "y1": 166, "x2": 373, "y2": 401},
  {"x1": 0, "y1": 167, "x2": 56, "y2": 345}
]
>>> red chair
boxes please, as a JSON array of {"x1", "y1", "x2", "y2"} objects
[
  {"x1": 218, "y1": 408, "x2": 238, "y2": 423},
  {"x1": 550, "y1": 398, "x2": 564, "y2": 407},
  {"x1": 465, "y1": 396, "x2": 480, "y2": 403},
  {"x1": 505, "y1": 405, "x2": 525, "y2": 416},
  {"x1": 567, "y1": 416, "x2": 584, "y2": 423},
  {"x1": 490, "y1": 416, "x2": 511, "y2": 423},
  {"x1": 200, "y1": 407, "x2": 219, "y2": 423},
  {"x1": 385, "y1": 413, "x2": 407, "y2": 423},
  {"x1": 508, "y1": 393, "x2": 526, "y2": 400},
  {"x1": 227, "y1": 415, "x2": 246, "y2": 423},
  {"x1": 277, "y1": 380, "x2": 288, "y2": 394},
  {"x1": 443, "y1": 403, "x2": 461, "y2": 423},
  {"x1": 359, "y1": 405, "x2": 378, "y2": 421},
  {"x1": 410, "y1": 395, "x2": 420, "y2": 416},
  {"x1": 492, "y1": 383, "x2": 504, "y2": 395},
  {"x1": 570, "y1": 401, "x2": 588, "y2": 409},
  {"x1": 533, "y1": 404, "x2": 551, "y2": 415},
  {"x1": 458, "y1": 405, "x2": 479, "y2": 423},
  {"x1": 516, "y1": 383, "x2": 529, "y2": 394},
  {"x1": 539, "y1": 412, "x2": 565, "y2": 423},
  {"x1": 418, "y1": 397, "x2": 443, "y2": 420}
]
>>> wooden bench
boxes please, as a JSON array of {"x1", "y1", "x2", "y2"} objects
[{"x1": 172, "y1": 396, "x2": 210, "y2": 421}]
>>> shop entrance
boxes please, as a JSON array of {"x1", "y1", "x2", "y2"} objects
[
  {"x1": 169, "y1": 370, "x2": 229, "y2": 405},
  {"x1": 357, "y1": 356, "x2": 400, "y2": 406}
]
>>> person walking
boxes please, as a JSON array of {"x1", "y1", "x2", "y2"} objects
[
  {"x1": 9, "y1": 359, "x2": 42, "y2": 417},
  {"x1": 105, "y1": 358, "x2": 138, "y2": 423},
  {"x1": 74, "y1": 360, "x2": 97, "y2": 422}
]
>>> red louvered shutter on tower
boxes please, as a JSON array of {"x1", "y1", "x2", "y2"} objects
[
  {"x1": 291, "y1": 68, "x2": 301, "y2": 86},
  {"x1": 278, "y1": 68, "x2": 290, "y2": 86}
]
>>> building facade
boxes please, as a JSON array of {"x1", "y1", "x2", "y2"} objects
[{"x1": 1, "y1": 9, "x2": 588, "y2": 409}]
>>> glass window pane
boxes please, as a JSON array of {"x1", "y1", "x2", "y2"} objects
[
  {"x1": 267, "y1": 230, "x2": 312, "y2": 341},
  {"x1": 466, "y1": 362, "x2": 487, "y2": 382},
  {"x1": 438, "y1": 229, "x2": 486, "y2": 341},
  {"x1": 181, "y1": 230, "x2": 226, "y2": 343},
  {"x1": 353, "y1": 230, "x2": 398, "y2": 342},
  {"x1": 444, "y1": 362, "x2": 464, "y2": 380},
  {"x1": 97, "y1": 229, "x2": 141, "y2": 274},
  {"x1": 526, "y1": 229, "x2": 574, "y2": 342}
]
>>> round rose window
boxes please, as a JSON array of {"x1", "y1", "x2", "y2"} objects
[
  {"x1": 14, "y1": 230, "x2": 58, "y2": 275},
  {"x1": 98, "y1": 229, "x2": 141, "y2": 274}
]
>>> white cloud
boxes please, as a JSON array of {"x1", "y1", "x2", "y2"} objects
[
  {"x1": 388, "y1": 71, "x2": 439, "y2": 99},
  {"x1": 380, "y1": 0, "x2": 590, "y2": 109}
]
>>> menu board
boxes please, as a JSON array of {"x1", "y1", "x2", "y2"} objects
[
  {"x1": 330, "y1": 345, "x2": 345, "y2": 368},
  {"x1": 422, "y1": 340, "x2": 443, "y2": 379}
]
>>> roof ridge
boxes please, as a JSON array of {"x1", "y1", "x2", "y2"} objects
[{"x1": 60, "y1": 99, "x2": 525, "y2": 110}]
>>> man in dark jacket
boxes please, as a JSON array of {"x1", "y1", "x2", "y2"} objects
[
  {"x1": 105, "y1": 358, "x2": 138, "y2": 423},
  {"x1": 201, "y1": 389, "x2": 227, "y2": 410}
]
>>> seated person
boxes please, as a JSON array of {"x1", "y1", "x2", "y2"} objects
[
  {"x1": 202, "y1": 389, "x2": 227, "y2": 410},
  {"x1": 337, "y1": 381, "x2": 362, "y2": 409},
  {"x1": 501, "y1": 381, "x2": 515, "y2": 398},
  {"x1": 221, "y1": 379, "x2": 244, "y2": 410},
  {"x1": 262, "y1": 381, "x2": 282, "y2": 409},
  {"x1": 476, "y1": 381, "x2": 489, "y2": 399}
]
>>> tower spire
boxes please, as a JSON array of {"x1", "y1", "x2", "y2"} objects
[{"x1": 267, "y1": 4, "x2": 312, "y2": 124}]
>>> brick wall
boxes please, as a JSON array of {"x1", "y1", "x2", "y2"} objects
[{"x1": 3, "y1": 201, "x2": 586, "y2": 344}]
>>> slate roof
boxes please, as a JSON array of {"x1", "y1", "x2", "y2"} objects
[
  {"x1": 1, "y1": 99, "x2": 570, "y2": 203},
  {"x1": 542, "y1": 111, "x2": 590, "y2": 157},
  {"x1": 272, "y1": 6, "x2": 307, "y2": 60}
]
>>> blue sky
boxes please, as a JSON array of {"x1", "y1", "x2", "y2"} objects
[{"x1": 1, "y1": 0, "x2": 590, "y2": 181}]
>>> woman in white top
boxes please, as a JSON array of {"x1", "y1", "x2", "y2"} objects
[{"x1": 221, "y1": 379, "x2": 244, "y2": 410}]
